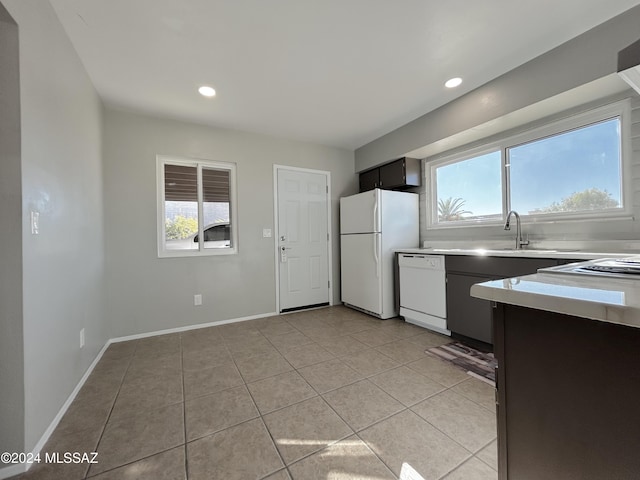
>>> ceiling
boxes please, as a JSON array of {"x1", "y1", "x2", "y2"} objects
[{"x1": 49, "y1": 0, "x2": 640, "y2": 150}]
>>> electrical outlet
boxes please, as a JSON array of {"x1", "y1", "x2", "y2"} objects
[
  {"x1": 79, "y1": 328, "x2": 85, "y2": 348},
  {"x1": 194, "y1": 294, "x2": 202, "y2": 306}
]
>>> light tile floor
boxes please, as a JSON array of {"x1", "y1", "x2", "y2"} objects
[{"x1": 17, "y1": 306, "x2": 498, "y2": 480}]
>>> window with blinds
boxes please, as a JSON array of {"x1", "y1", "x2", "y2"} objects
[{"x1": 157, "y1": 156, "x2": 237, "y2": 257}]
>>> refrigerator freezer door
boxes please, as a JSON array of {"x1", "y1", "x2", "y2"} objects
[
  {"x1": 379, "y1": 190, "x2": 420, "y2": 240},
  {"x1": 340, "y1": 190, "x2": 380, "y2": 234},
  {"x1": 341, "y1": 233, "x2": 382, "y2": 315}
]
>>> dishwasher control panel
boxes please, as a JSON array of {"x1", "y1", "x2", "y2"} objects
[{"x1": 398, "y1": 254, "x2": 444, "y2": 270}]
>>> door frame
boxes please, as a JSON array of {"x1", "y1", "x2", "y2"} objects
[{"x1": 273, "y1": 164, "x2": 333, "y2": 314}]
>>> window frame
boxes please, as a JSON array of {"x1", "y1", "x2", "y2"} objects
[
  {"x1": 428, "y1": 99, "x2": 632, "y2": 229},
  {"x1": 428, "y1": 143, "x2": 505, "y2": 227},
  {"x1": 156, "y1": 155, "x2": 238, "y2": 257}
]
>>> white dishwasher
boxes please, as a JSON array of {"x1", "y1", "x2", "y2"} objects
[{"x1": 398, "y1": 253, "x2": 451, "y2": 336}]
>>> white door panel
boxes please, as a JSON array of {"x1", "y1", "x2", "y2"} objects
[
  {"x1": 340, "y1": 233, "x2": 382, "y2": 315},
  {"x1": 340, "y1": 189, "x2": 379, "y2": 234},
  {"x1": 277, "y1": 169, "x2": 329, "y2": 311}
]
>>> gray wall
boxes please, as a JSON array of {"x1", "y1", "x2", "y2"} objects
[
  {"x1": 355, "y1": 4, "x2": 640, "y2": 172},
  {"x1": 103, "y1": 107, "x2": 356, "y2": 338},
  {"x1": 3, "y1": 0, "x2": 107, "y2": 451},
  {"x1": 416, "y1": 93, "x2": 640, "y2": 244},
  {"x1": 0, "y1": 2, "x2": 24, "y2": 456}
]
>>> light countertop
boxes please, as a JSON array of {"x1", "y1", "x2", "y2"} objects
[
  {"x1": 470, "y1": 271, "x2": 640, "y2": 329},
  {"x1": 396, "y1": 247, "x2": 631, "y2": 260}
]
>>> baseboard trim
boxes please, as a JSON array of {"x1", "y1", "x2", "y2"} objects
[
  {"x1": 0, "y1": 310, "x2": 278, "y2": 480},
  {"x1": 109, "y1": 311, "x2": 278, "y2": 343},
  {"x1": 0, "y1": 340, "x2": 110, "y2": 480}
]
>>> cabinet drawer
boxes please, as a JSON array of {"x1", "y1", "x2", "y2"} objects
[{"x1": 445, "y1": 255, "x2": 557, "y2": 278}]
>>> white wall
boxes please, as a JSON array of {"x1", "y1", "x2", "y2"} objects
[
  {"x1": 3, "y1": 0, "x2": 106, "y2": 452},
  {"x1": 103, "y1": 107, "x2": 356, "y2": 338}
]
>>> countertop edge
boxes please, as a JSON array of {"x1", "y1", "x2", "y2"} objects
[
  {"x1": 470, "y1": 274, "x2": 640, "y2": 329},
  {"x1": 396, "y1": 247, "x2": 632, "y2": 260}
]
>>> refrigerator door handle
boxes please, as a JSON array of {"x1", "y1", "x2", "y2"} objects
[
  {"x1": 373, "y1": 191, "x2": 379, "y2": 233},
  {"x1": 373, "y1": 234, "x2": 380, "y2": 278}
]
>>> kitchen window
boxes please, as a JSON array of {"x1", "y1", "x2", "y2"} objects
[
  {"x1": 157, "y1": 156, "x2": 238, "y2": 257},
  {"x1": 434, "y1": 149, "x2": 502, "y2": 223},
  {"x1": 429, "y1": 100, "x2": 629, "y2": 227}
]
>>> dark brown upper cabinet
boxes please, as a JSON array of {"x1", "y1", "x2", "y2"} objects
[{"x1": 359, "y1": 157, "x2": 421, "y2": 192}]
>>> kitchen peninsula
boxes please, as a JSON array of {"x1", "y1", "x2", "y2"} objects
[{"x1": 471, "y1": 270, "x2": 640, "y2": 480}]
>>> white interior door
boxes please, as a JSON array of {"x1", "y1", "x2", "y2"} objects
[{"x1": 277, "y1": 168, "x2": 330, "y2": 311}]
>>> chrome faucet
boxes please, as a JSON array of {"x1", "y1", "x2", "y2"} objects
[{"x1": 504, "y1": 210, "x2": 529, "y2": 249}]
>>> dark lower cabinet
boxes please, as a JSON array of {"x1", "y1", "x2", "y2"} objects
[
  {"x1": 445, "y1": 256, "x2": 559, "y2": 345},
  {"x1": 446, "y1": 273, "x2": 494, "y2": 344},
  {"x1": 494, "y1": 303, "x2": 640, "y2": 479}
]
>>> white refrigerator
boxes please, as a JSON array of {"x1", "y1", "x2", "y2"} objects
[{"x1": 340, "y1": 189, "x2": 419, "y2": 319}]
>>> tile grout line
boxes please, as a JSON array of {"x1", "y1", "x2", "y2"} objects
[
  {"x1": 352, "y1": 430, "x2": 402, "y2": 479},
  {"x1": 83, "y1": 341, "x2": 137, "y2": 479},
  {"x1": 241, "y1": 315, "x2": 399, "y2": 474},
  {"x1": 180, "y1": 334, "x2": 190, "y2": 480},
  {"x1": 276, "y1": 324, "x2": 490, "y2": 478},
  {"x1": 472, "y1": 437, "x2": 499, "y2": 472},
  {"x1": 226, "y1": 331, "x2": 290, "y2": 478},
  {"x1": 76, "y1": 308, "x2": 493, "y2": 480}
]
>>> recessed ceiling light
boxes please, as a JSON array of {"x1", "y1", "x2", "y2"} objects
[
  {"x1": 198, "y1": 86, "x2": 216, "y2": 97},
  {"x1": 445, "y1": 77, "x2": 463, "y2": 88}
]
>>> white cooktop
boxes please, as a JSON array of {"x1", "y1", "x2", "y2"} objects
[{"x1": 540, "y1": 257, "x2": 640, "y2": 279}]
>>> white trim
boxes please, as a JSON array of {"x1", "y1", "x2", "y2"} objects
[
  {"x1": 428, "y1": 99, "x2": 631, "y2": 229},
  {"x1": 156, "y1": 155, "x2": 238, "y2": 258},
  {"x1": 0, "y1": 341, "x2": 111, "y2": 479},
  {"x1": 326, "y1": 174, "x2": 334, "y2": 307},
  {"x1": 273, "y1": 168, "x2": 281, "y2": 313},
  {"x1": 273, "y1": 164, "x2": 333, "y2": 313},
  {"x1": 109, "y1": 311, "x2": 277, "y2": 343},
  {"x1": 0, "y1": 309, "x2": 282, "y2": 479}
]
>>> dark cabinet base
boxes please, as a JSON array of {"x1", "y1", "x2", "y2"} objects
[
  {"x1": 494, "y1": 304, "x2": 640, "y2": 479},
  {"x1": 450, "y1": 332, "x2": 492, "y2": 353},
  {"x1": 445, "y1": 256, "x2": 559, "y2": 346}
]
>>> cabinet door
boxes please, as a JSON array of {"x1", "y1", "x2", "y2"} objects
[
  {"x1": 496, "y1": 304, "x2": 640, "y2": 479},
  {"x1": 379, "y1": 159, "x2": 405, "y2": 189},
  {"x1": 446, "y1": 273, "x2": 494, "y2": 344},
  {"x1": 446, "y1": 255, "x2": 557, "y2": 277},
  {"x1": 379, "y1": 157, "x2": 421, "y2": 189},
  {"x1": 359, "y1": 168, "x2": 379, "y2": 192}
]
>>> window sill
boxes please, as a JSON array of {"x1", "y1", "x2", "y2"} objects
[
  {"x1": 427, "y1": 212, "x2": 635, "y2": 230},
  {"x1": 158, "y1": 248, "x2": 238, "y2": 258}
]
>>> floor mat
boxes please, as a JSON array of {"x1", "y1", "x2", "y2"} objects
[{"x1": 427, "y1": 342, "x2": 497, "y2": 386}]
